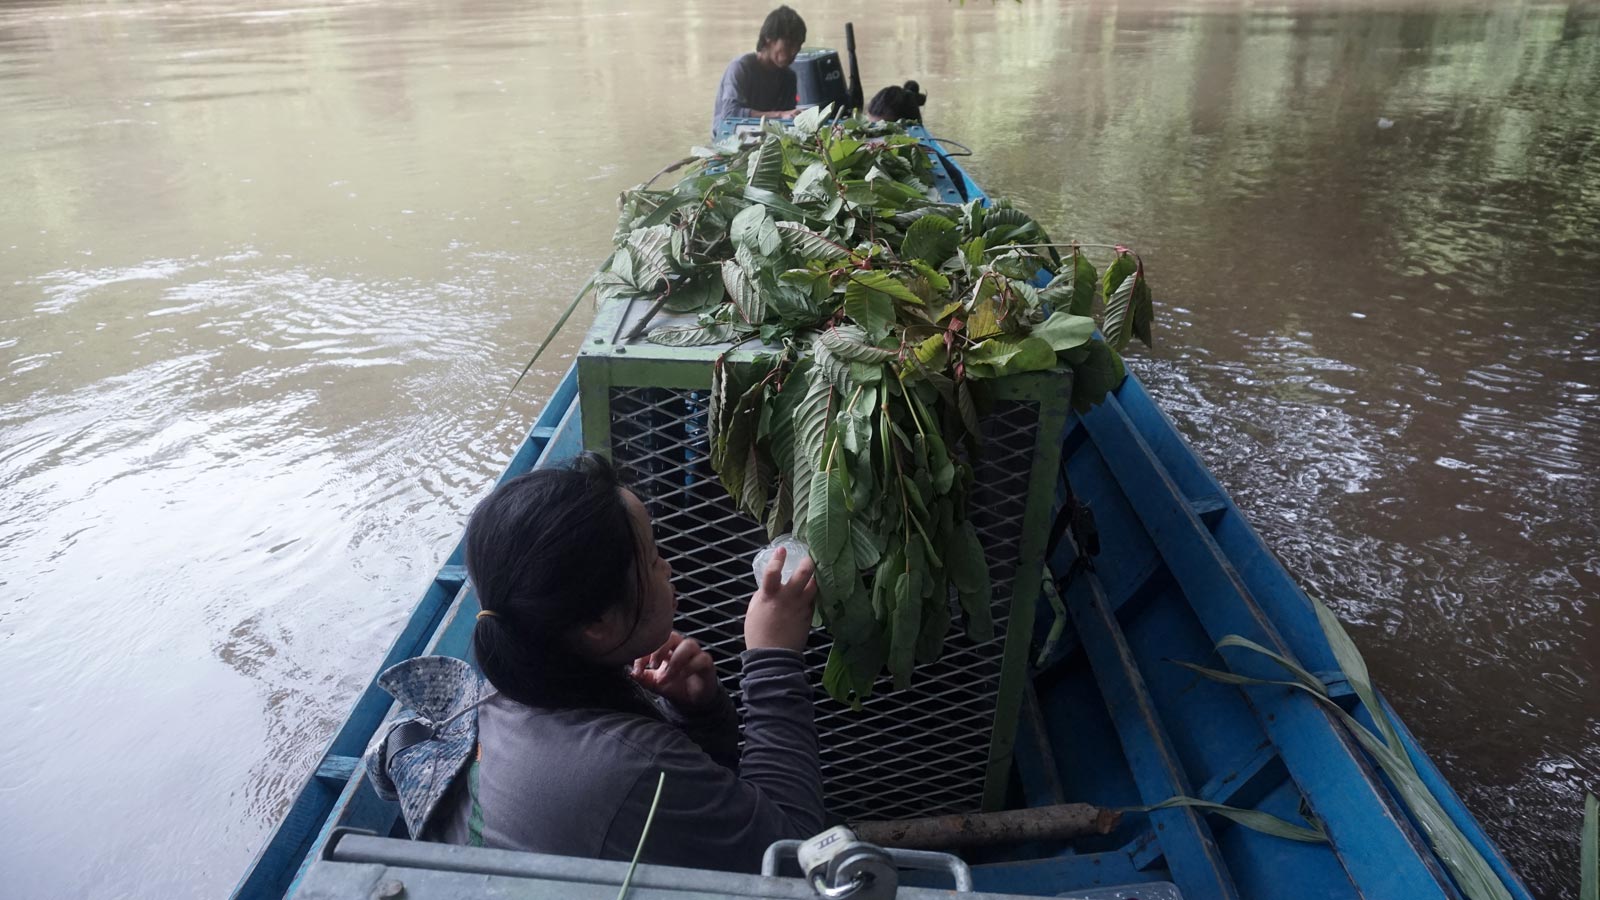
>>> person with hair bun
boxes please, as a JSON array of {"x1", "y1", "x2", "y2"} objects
[
  {"x1": 418, "y1": 453, "x2": 822, "y2": 872},
  {"x1": 868, "y1": 80, "x2": 927, "y2": 123}
]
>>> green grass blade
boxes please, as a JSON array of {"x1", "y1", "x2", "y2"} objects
[
  {"x1": 1211, "y1": 633, "x2": 1516, "y2": 900},
  {"x1": 508, "y1": 261, "x2": 607, "y2": 397},
  {"x1": 1215, "y1": 634, "x2": 1329, "y2": 697},
  {"x1": 1310, "y1": 595, "x2": 1405, "y2": 756},
  {"x1": 1139, "y1": 796, "x2": 1326, "y2": 843},
  {"x1": 1171, "y1": 658, "x2": 1311, "y2": 693},
  {"x1": 615, "y1": 771, "x2": 666, "y2": 900},
  {"x1": 1582, "y1": 793, "x2": 1597, "y2": 900}
]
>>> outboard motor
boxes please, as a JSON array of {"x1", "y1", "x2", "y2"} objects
[{"x1": 791, "y1": 48, "x2": 851, "y2": 111}]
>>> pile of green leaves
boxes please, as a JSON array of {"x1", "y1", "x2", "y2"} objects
[{"x1": 532, "y1": 109, "x2": 1154, "y2": 704}]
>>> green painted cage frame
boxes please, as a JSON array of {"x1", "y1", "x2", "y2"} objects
[{"x1": 576, "y1": 299, "x2": 1071, "y2": 819}]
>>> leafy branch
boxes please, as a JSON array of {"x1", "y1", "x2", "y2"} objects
[{"x1": 520, "y1": 112, "x2": 1156, "y2": 703}]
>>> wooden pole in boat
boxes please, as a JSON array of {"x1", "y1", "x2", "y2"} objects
[{"x1": 850, "y1": 803, "x2": 1121, "y2": 851}]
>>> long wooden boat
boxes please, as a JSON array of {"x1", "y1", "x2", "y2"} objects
[{"x1": 230, "y1": 126, "x2": 1533, "y2": 900}]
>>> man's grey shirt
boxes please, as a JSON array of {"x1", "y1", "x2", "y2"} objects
[
  {"x1": 712, "y1": 53, "x2": 798, "y2": 132},
  {"x1": 431, "y1": 648, "x2": 823, "y2": 873}
]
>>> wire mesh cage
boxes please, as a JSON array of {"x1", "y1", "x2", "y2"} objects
[{"x1": 578, "y1": 310, "x2": 1070, "y2": 820}]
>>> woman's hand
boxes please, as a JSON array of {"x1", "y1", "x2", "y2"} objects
[
  {"x1": 745, "y1": 547, "x2": 818, "y2": 652},
  {"x1": 631, "y1": 631, "x2": 722, "y2": 712}
]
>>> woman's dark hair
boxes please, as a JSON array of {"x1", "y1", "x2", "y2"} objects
[
  {"x1": 757, "y1": 5, "x2": 807, "y2": 52},
  {"x1": 466, "y1": 453, "x2": 658, "y2": 714},
  {"x1": 868, "y1": 81, "x2": 927, "y2": 123}
]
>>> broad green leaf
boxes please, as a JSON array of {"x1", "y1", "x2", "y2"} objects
[
  {"x1": 789, "y1": 374, "x2": 832, "y2": 531},
  {"x1": 889, "y1": 569, "x2": 922, "y2": 689},
  {"x1": 900, "y1": 473, "x2": 931, "y2": 522},
  {"x1": 900, "y1": 214, "x2": 960, "y2": 265},
  {"x1": 766, "y1": 480, "x2": 792, "y2": 542},
  {"x1": 1069, "y1": 251, "x2": 1099, "y2": 316},
  {"x1": 908, "y1": 259, "x2": 951, "y2": 293},
  {"x1": 716, "y1": 382, "x2": 764, "y2": 499},
  {"x1": 807, "y1": 456, "x2": 850, "y2": 565},
  {"x1": 843, "y1": 273, "x2": 905, "y2": 340},
  {"x1": 850, "y1": 361, "x2": 884, "y2": 385},
  {"x1": 635, "y1": 191, "x2": 701, "y2": 228},
  {"x1": 850, "y1": 519, "x2": 881, "y2": 569},
  {"x1": 981, "y1": 205, "x2": 1033, "y2": 236},
  {"x1": 906, "y1": 390, "x2": 955, "y2": 494},
  {"x1": 827, "y1": 137, "x2": 864, "y2": 164},
  {"x1": 622, "y1": 226, "x2": 675, "y2": 288},
  {"x1": 1032, "y1": 310, "x2": 1097, "y2": 352},
  {"x1": 645, "y1": 320, "x2": 746, "y2": 347},
  {"x1": 730, "y1": 204, "x2": 782, "y2": 258},
  {"x1": 775, "y1": 221, "x2": 850, "y2": 261},
  {"x1": 1101, "y1": 252, "x2": 1137, "y2": 310},
  {"x1": 813, "y1": 337, "x2": 853, "y2": 394},
  {"x1": 721, "y1": 259, "x2": 766, "y2": 325},
  {"x1": 966, "y1": 294, "x2": 1004, "y2": 340},
  {"x1": 791, "y1": 161, "x2": 832, "y2": 202},
  {"x1": 871, "y1": 176, "x2": 930, "y2": 206},
  {"x1": 955, "y1": 380, "x2": 981, "y2": 443},
  {"x1": 822, "y1": 630, "x2": 886, "y2": 708},
  {"x1": 746, "y1": 135, "x2": 786, "y2": 193},
  {"x1": 664, "y1": 272, "x2": 726, "y2": 313},
  {"x1": 1102, "y1": 272, "x2": 1138, "y2": 352},
  {"x1": 960, "y1": 236, "x2": 987, "y2": 271},
  {"x1": 847, "y1": 272, "x2": 922, "y2": 308},
  {"x1": 739, "y1": 443, "x2": 772, "y2": 520},
  {"x1": 948, "y1": 519, "x2": 993, "y2": 641},
  {"x1": 764, "y1": 273, "x2": 820, "y2": 323},
  {"x1": 960, "y1": 198, "x2": 985, "y2": 235},
  {"x1": 1067, "y1": 340, "x2": 1127, "y2": 413},
  {"x1": 812, "y1": 510, "x2": 859, "y2": 626},
  {"x1": 915, "y1": 584, "x2": 950, "y2": 664},
  {"x1": 1131, "y1": 268, "x2": 1154, "y2": 347},
  {"x1": 965, "y1": 335, "x2": 1056, "y2": 378},
  {"x1": 836, "y1": 409, "x2": 866, "y2": 454},
  {"x1": 820, "y1": 324, "x2": 896, "y2": 363},
  {"x1": 742, "y1": 185, "x2": 809, "y2": 220},
  {"x1": 792, "y1": 103, "x2": 830, "y2": 136}
]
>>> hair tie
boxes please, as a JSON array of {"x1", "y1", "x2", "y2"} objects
[{"x1": 476, "y1": 609, "x2": 500, "y2": 621}]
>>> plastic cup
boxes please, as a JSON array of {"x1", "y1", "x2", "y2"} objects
[{"x1": 753, "y1": 534, "x2": 812, "y2": 587}]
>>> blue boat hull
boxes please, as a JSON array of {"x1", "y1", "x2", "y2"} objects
[{"x1": 230, "y1": 133, "x2": 1530, "y2": 900}]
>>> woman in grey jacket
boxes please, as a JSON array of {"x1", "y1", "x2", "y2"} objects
[{"x1": 429, "y1": 453, "x2": 823, "y2": 874}]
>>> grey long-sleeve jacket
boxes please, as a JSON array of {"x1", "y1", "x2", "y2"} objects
[
  {"x1": 430, "y1": 648, "x2": 823, "y2": 874},
  {"x1": 712, "y1": 53, "x2": 798, "y2": 134}
]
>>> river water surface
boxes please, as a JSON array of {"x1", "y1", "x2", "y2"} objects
[{"x1": 0, "y1": 1, "x2": 1595, "y2": 897}]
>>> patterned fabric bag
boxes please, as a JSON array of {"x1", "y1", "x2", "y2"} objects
[{"x1": 365, "y1": 656, "x2": 491, "y2": 837}]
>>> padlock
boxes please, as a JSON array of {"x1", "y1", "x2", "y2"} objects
[{"x1": 796, "y1": 826, "x2": 898, "y2": 900}]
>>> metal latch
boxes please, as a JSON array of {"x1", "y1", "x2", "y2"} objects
[{"x1": 763, "y1": 826, "x2": 975, "y2": 898}]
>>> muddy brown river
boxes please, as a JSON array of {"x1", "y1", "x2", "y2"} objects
[{"x1": 0, "y1": 1, "x2": 1595, "y2": 897}]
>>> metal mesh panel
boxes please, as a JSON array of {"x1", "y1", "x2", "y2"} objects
[{"x1": 609, "y1": 386, "x2": 1039, "y2": 822}]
